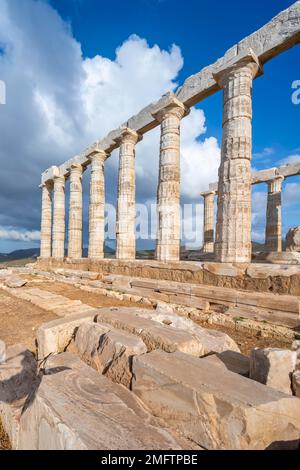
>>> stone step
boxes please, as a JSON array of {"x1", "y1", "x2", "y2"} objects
[
  {"x1": 132, "y1": 350, "x2": 300, "y2": 450},
  {"x1": 18, "y1": 353, "x2": 194, "y2": 450}
]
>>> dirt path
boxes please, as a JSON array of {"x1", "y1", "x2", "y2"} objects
[{"x1": 0, "y1": 288, "x2": 59, "y2": 352}]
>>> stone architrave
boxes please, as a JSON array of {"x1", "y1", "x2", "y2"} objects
[{"x1": 214, "y1": 52, "x2": 262, "y2": 263}]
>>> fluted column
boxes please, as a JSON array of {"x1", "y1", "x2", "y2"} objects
[
  {"x1": 214, "y1": 53, "x2": 262, "y2": 263},
  {"x1": 115, "y1": 129, "x2": 141, "y2": 260},
  {"x1": 40, "y1": 182, "x2": 53, "y2": 258},
  {"x1": 265, "y1": 176, "x2": 284, "y2": 253},
  {"x1": 201, "y1": 191, "x2": 215, "y2": 253},
  {"x1": 88, "y1": 151, "x2": 107, "y2": 259},
  {"x1": 68, "y1": 164, "x2": 83, "y2": 259},
  {"x1": 153, "y1": 97, "x2": 188, "y2": 262},
  {"x1": 52, "y1": 175, "x2": 65, "y2": 259}
]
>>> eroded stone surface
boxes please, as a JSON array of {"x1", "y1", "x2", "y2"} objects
[
  {"x1": 0, "y1": 340, "x2": 6, "y2": 364},
  {"x1": 132, "y1": 350, "x2": 300, "y2": 450},
  {"x1": 200, "y1": 350, "x2": 250, "y2": 377},
  {"x1": 37, "y1": 311, "x2": 97, "y2": 359},
  {"x1": 18, "y1": 353, "x2": 190, "y2": 450},
  {"x1": 0, "y1": 344, "x2": 38, "y2": 449},
  {"x1": 286, "y1": 227, "x2": 300, "y2": 252},
  {"x1": 250, "y1": 348, "x2": 297, "y2": 395},
  {"x1": 292, "y1": 371, "x2": 300, "y2": 398},
  {"x1": 4, "y1": 276, "x2": 27, "y2": 288}
]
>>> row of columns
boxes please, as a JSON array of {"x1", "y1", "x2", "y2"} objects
[
  {"x1": 42, "y1": 52, "x2": 277, "y2": 264},
  {"x1": 201, "y1": 175, "x2": 284, "y2": 255},
  {"x1": 40, "y1": 98, "x2": 189, "y2": 262}
]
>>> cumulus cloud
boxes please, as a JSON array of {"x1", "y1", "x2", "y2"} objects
[
  {"x1": 0, "y1": 228, "x2": 40, "y2": 242},
  {"x1": 0, "y1": 0, "x2": 220, "y2": 251}
]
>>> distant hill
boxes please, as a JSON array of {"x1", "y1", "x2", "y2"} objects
[{"x1": 0, "y1": 244, "x2": 115, "y2": 264}]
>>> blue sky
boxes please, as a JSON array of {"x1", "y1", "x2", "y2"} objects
[{"x1": 0, "y1": 0, "x2": 299, "y2": 252}]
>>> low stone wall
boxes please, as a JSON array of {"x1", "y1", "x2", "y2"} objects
[{"x1": 36, "y1": 258, "x2": 300, "y2": 296}]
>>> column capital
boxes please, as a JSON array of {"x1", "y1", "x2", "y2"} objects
[
  {"x1": 152, "y1": 96, "x2": 189, "y2": 123},
  {"x1": 267, "y1": 175, "x2": 284, "y2": 193},
  {"x1": 53, "y1": 174, "x2": 65, "y2": 184},
  {"x1": 114, "y1": 127, "x2": 142, "y2": 146},
  {"x1": 39, "y1": 180, "x2": 53, "y2": 190},
  {"x1": 201, "y1": 190, "x2": 215, "y2": 198},
  {"x1": 87, "y1": 149, "x2": 109, "y2": 162},
  {"x1": 213, "y1": 49, "x2": 263, "y2": 87},
  {"x1": 68, "y1": 163, "x2": 83, "y2": 175}
]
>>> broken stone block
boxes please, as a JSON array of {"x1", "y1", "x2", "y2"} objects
[
  {"x1": 18, "y1": 353, "x2": 189, "y2": 450},
  {"x1": 37, "y1": 311, "x2": 97, "y2": 359},
  {"x1": 250, "y1": 348, "x2": 297, "y2": 395},
  {"x1": 200, "y1": 350, "x2": 250, "y2": 377},
  {"x1": 97, "y1": 307, "x2": 239, "y2": 356},
  {"x1": 0, "y1": 340, "x2": 6, "y2": 364},
  {"x1": 286, "y1": 227, "x2": 300, "y2": 252},
  {"x1": 133, "y1": 308, "x2": 240, "y2": 354},
  {"x1": 96, "y1": 308, "x2": 204, "y2": 356},
  {"x1": 4, "y1": 276, "x2": 27, "y2": 288},
  {"x1": 132, "y1": 350, "x2": 300, "y2": 450},
  {"x1": 292, "y1": 371, "x2": 300, "y2": 398},
  {"x1": 75, "y1": 321, "x2": 112, "y2": 370},
  {"x1": 0, "y1": 344, "x2": 38, "y2": 449},
  {"x1": 98, "y1": 330, "x2": 147, "y2": 388}
]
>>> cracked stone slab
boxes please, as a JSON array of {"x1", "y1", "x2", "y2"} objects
[
  {"x1": 132, "y1": 350, "x2": 300, "y2": 450},
  {"x1": 18, "y1": 353, "x2": 192, "y2": 450}
]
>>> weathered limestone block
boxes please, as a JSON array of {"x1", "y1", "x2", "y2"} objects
[
  {"x1": 250, "y1": 348, "x2": 297, "y2": 395},
  {"x1": 96, "y1": 307, "x2": 203, "y2": 356},
  {"x1": 200, "y1": 350, "x2": 250, "y2": 377},
  {"x1": 132, "y1": 350, "x2": 300, "y2": 450},
  {"x1": 214, "y1": 52, "x2": 261, "y2": 263},
  {"x1": 68, "y1": 164, "x2": 83, "y2": 259},
  {"x1": 18, "y1": 353, "x2": 187, "y2": 450},
  {"x1": 0, "y1": 340, "x2": 6, "y2": 364},
  {"x1": 115, "y1": 129, "x2": 141, "y2": 260},
  {"x1": 292, "y1": 371, "x2": 300, "y2": 398},
  {"x1": 286, "y1": 227, "x2": 300, "y2": 252},
  {"x1": 0, "y1": 344, "x2": 38, "y2": 449},
  {"x1": 132, "y1": 308, "x2": 240, "y2": 354},
  {"x1": 40, "y1": 182, "x2": 52, "y2": 259},
  {"x1": 88, "y1": 151, "x2": 107, "y2": 260},
  {"x1": 265, "y1": 177, "x2": 284, "y2": 253},
  {"x1": 37, "y1": 311, "x2": 97, "y2": 360},
  {"x1": 75, "y1": 321, "x2": 112, "y2": 369},
  {"x1": 3, "y1": 276, "x2": 27, "y2": 288},
  {"x1": 97, "y1": 329, "x2": 147, "y2": 388}
]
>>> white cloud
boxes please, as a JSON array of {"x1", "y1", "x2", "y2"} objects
[
  {"x1": 253, "y1": 147, "x2": 275, "y2": 159},
  {"x1": 0, "y1": 0, "x2": 220, "y2": 249},
  {"x1": 279, "y1": 154, "x2": 300, "y2": 165},
  {"x1": 0, "y1": 228, "x2": 40, "y2": 242}
]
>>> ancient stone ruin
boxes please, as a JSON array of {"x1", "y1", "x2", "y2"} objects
[{"x1": 1, "y1": 2, "x2": 300, "y2": 451}]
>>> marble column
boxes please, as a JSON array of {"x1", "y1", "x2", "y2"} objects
[
  {"x1": 201, "y1": 191, "x2": 215, "y2": 253},
  {"x1": 68, "y1": 164, "x2": 83, "y2": 259},
  {"x1": 214, "y1": 53, "x2": 262, "y2": 263},
  {"x1": 115, "y1": 129, "x2": 141, "y2": 260},
  {"x1": 40, "y1": 182, "x2": 53, "y2": 258},
  {"x1": 265, "y1": 176, "x2": 284, "y2": 253},
  {"x1": 88, "y1": 151, "x2": 107, "y2": 259},
  {"x1": 52, "y1": 175, "x2": 65, "y2": 259},
  {"x1": 153, "y1": 97, "x2": 188, "y2": 262}
]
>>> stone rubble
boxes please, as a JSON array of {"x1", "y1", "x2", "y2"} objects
[{"x1": 250, "y1": 348, "x2": 297, "y2": 395}]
